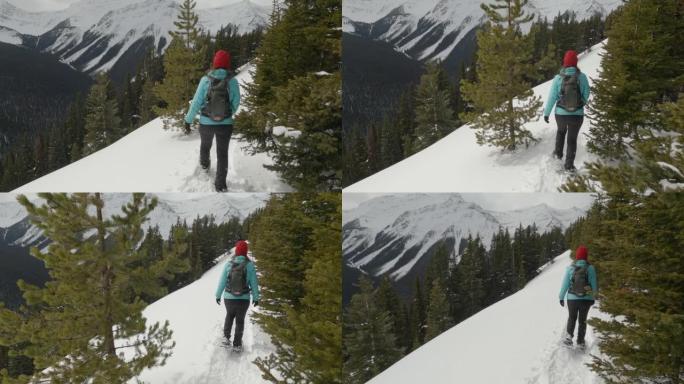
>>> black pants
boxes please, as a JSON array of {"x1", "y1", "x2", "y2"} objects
[
  {"x1": 199, "y1": 124, "x2": 233, "y2": 191},
  {"x1": 566, "y1": 300, "x2": 593, "y2": 342},
  {"x1": 223, "y1": 299, "x2": 249, "y2": 346},
  {"x1": 554, "y1": 115, "x2": 584, "y2": 169}
]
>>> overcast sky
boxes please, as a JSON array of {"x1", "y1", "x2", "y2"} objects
[
  {"x1": 8, "y1": 0, "x2": 271, "y2": 12},
  {"x1": 343, "y1": 193, "x2": 596, "y2": 212}
]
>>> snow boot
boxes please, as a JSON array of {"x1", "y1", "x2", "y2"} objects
[
  {"x1": 552, "y1": 151, "x2": 563, "y2": 160},
  {"x1": 564, "y1": 165, "x2": 577, "y2": 173},
  {"x1": 577, "y1": 340, "x2": 586, "y2": 350},
  {"x1": 232, "y1": 345, "x2": 243, "y2": 353}
]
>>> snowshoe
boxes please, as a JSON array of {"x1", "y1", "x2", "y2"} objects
[{"x1": 232, "y1": 345, "x2": 243, "y2": 353}]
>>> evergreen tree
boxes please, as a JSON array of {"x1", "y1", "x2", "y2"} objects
[
  {"x1": 410, "y1": 277, "x2": 427, "y2": 346},
  {"x1": 343, "y1": 277, "x2": 402, "y2": 384},
  {"x1": 460, "y1": 0, "x2": 542, "y2": 150},
  {"x1": 83, "y1": 74, "x2": 122, "y2": 155},
  {"x1": 572, "y1": 193, "x2": 684, "y2": 383},
  {"x1": 153, "y1": 0, "x2": 205, "y2": 132},
  {"x1": 410, "y1": 62, "x2": 457, "y2": 154},
  {"x1": 586, "y1": 0, "x2": 684, "y2": 160},
  {"x1": 425, "y1": 279, "x2": 453, "y2": 342},
  {"x1": 251, "y1": 193, "x2": 341, "y2": 383},
  {"x1": 375, "y1": 276, "x2": 409, "y2": 353},
  {"x1": 0, "y1": 193, "x2": 188, "y2": 383},
  {"x1": 488, "y1": 228, "x2": 515, "y2": 303},
  {"x1": 453, "y1": 236, "x2": 487, "y2": 322},
  {"x1": 236, "y1": 0, "x2": 341, "y2": 191},
  {"x1": 379, "y1": 115, "x2": 404, "y2": 169}
]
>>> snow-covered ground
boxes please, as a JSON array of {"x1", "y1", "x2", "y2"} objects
[
  {"x1": 368, "y1": 251, "x2": 606, "y2": 384},
  {"x1": 345, "y1": 41, "x2": 606, "y2": 193},
  {"x1": 13, "y1": 65, "x2": 292, "y2": 193},
  {"x1": 123, "y1": 250, "x2": 273, "y2": 383}
]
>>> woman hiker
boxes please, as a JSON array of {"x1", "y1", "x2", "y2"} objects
[
  {"x1": 558, "y1": 245, "x2": 598, "y2": 348},
  {"x1": 215, "y1": 240, "x2": 260, "y2": 352},
  {"x1": 543, "y1": 50, "x2": 590, "y2": 172},
  {"x1": 185, "y1": 49, "x2": 241, "y2": 192}
]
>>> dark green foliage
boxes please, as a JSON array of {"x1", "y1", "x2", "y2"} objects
[
  {"x1": 200, "y1": 25, "x2": 264, "y2": 71},
  {"x1": 426, "y1": 279, "x2": 453, "y2": 342},
  {"x1": 0, "y1": 194, "x2": 188, "y2": 383},
  {"x1": 461, "y1": 0, "x2": 542, "y2": 151},
  {"x1": 154, "y1": 0, "x2": 205, "y2": 131},
  {"x1": 250, "y1": 193, "x2": 341, "y2": 383},
  {"x1": 236, "y1": 0, "x2": 341, "y2": 191},
  {"x1": 567, "y1": 193, "x2": 684, "y2": 383},
  {"x1": 409, "y1": 62, "x2": 458, "y2": 154},
  {"x1": 586, "y1": 0, "x2": 684, "y2": 160},
  {"x1": 83, "y1": 73, "x2": 122, "y2": 155},
  {"x1": 343, "y1": 277, "x2": 403, "y2": 384}
]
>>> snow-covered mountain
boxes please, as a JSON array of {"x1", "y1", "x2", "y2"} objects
[
  {"x1": 121, "y1": 249, "x2": 273, "y2": 383},
  {"x1": 368, "y1": 251, "x2": 607, "y2": 384},
  {"x1": 343, "y1": 194, "x2": 586, "y2": 283},
  {"x1": 0, "y1": 0, "x2": 270, "y2": 73},
  {"x1": 344, "y1": 41, "x2": 605, "y2": 193},
  {"x1": 11, "y1": 64, "x2": 292, "y2": 193},
  {"x1": 343, "y1": 0, "x2": 619, "y2": 61},
  {"x1": 0, "y1": 192, "x2": 268, "y2": 248}
]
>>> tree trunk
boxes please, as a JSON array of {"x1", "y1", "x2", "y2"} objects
[{"x1": 96, "y1": 193, "x2": 116, "y2": 357}]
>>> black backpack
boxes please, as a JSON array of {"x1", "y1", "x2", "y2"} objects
[
  {"x1": 569, "y1": 262, "x2": 590, "y2": 297},
  {"x1": 557, "y1": 69, "x2": 583, "y2": 112},
  {"x1": 227, "y1": 259, "x2": 250, "y2": 296},
  {"x1": 201, "y1": 74, "x2": 233, "y2": 121}
]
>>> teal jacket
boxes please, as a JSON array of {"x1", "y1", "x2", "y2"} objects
[
  {"x1": 559, "y1": 260, "x2": 598, "y2": 301},
  {"x1": 543, "y1": 67, "x2": 590, "y2": 117},
  {"x1": 215, "y1": 256, "x2": 260, "y2": 301},
  {"x1": 185, "y1": 69, "x2": 241, "y2": 126}
]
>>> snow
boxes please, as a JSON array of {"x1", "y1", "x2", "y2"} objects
[
  {"x1": 343, "y1": 194, "x2": 587, "y2": 281},
  {"x1": 369, "y1": 251, "x2": 608, "y2": 384},
  {"x1": 0, "y1": 25, "x2": 20, "y2": 43},
  {"x1": 272, "y1": 126, "x2": 302, "y2": 139},
  {"x1": 13, "y1": 65, "x2": 292, "y2": 193},
  {"x1": 343, "y1": 0, "x2": 620, "y2": 61},
  {"x1": 121, "y1": 249, "x2": 274, "y2": 383},
  {"x1": 0, "y1": 0, "x2": 270, "y2": 72},
  {"x1": 344, "y1": 41, "x2": 606, "y2": 193}
]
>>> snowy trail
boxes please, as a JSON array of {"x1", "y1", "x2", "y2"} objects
[
  {"x1": 126, "y1": 251, "x2": 273, "y2": 384},
  {"x1": 369, "y1": 251, "x2": 607, "y2": 384},
  {"x1": 345, "y1": 41, "x2": 606, "y2": 193},
  {"x1": 13, "y1": 64, "x2": 292, "y2": 193}
]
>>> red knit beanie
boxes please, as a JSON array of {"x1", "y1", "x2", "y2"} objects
[
  {"x1": 235, "y1": 240, "x2": 248, "y2": 256},
  {"x1": 213, "y1": 50, "x2": 231, "y2": 70},
  {"x1": 563, "y1": 50, "x2": 578, "y2": 67},
  {"x1": 575, "y1": 245, "x2": 588, "y2": 261}
]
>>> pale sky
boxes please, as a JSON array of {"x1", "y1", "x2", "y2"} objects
[
  {"x1": 8, "y1": 0, "x2": 272, "y2": 12},
  {"x1": 342, "y1": 193, "x2": 596, "y2": 212}
]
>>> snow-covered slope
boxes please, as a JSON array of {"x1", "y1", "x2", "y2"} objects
[
  {"x1": 13, "y1": 64, "x2": 292, "y2": 193},
  {"x1": 343, "y1": 194, "x2": 585, "y2": 282},
  {"x1": 344, "y1": 41, "x2": 605, "y2": 193},
  {"x1": 123, "y1": 250, "x2": 273, "y2": 383},
  {"x1": 369, "y1": 251, "x2": 606, "y2": 384},
  {"x1": 343, "y1": 0, "x2": 619, "y2": 61},
  {"x1": 0, "y1": 0, "x2": 269, "y2": 72}
]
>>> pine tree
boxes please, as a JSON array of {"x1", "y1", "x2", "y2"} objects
[
  {"x1": 83, "y1": 74, "x2": 122, "y2": 155},
  {"x1": 0, "y1": 193, "x2": 188, "y2": 383},
  {"x1": 236, "y1": 0, "x2": 342, "y2": 191},
  {"x1": 410, "y1": 62, "x2": 458, "y2": 154},
  {"x1": 453, "y1": 236, "x2": 487, "y2": 322},
  {"x1": 251, "y1": 193, "x2": 341, "y2": 383},
  {"x1": 586, "y1": 0, "x2": 684, "y2": 160},
  {"x1": 572, "y1": 193, "x2": 684, "y2": 383},
  {"x1": 460, "y1": 0, "x2": 542, "y2": 150},
  {"x1": 343, "y1": 277, "x2": 402, "y2": 384},
  {"x1": 153, "y1": 0, "x2": 205, "y2": 132},
  {"x1": 375, "y1": 276, "x2": 409, "y2": 353},
  {"x1": 410, "y1": 277, "x2": 427, "y2": 346},
  {"x1": 425, "y1": 279, "x2": 453, "y2": 342}
]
